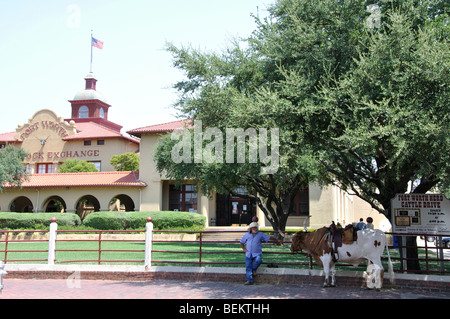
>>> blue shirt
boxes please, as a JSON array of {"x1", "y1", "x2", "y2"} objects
[
  {"x1": 356, "y1": 222, "x2": 367, "y2": 230},
  {"x1": 240, "y1": 231, "x2": 271, "y2": 258}
]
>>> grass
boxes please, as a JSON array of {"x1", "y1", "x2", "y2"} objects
[
  {"x1": 1, "y1": 239, "x2": 449, "y2": 275},
  {"x1": 1, "y1": 225, "x2": 448, "y2": 274}
]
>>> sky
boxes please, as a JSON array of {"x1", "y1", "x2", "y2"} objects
[{"x1": 0, "y1": 0, "x2": 272, "y2": 136}]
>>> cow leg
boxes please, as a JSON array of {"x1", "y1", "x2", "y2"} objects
[
  {"x1": 330, "y1": 262, "x2": 336, "y2": 287},
  {"x1": 323, "y1": 265, "x2": 330, "y2": 288},
  {"x1": 320, "y1": 254, "x2": 332, "y2": 287},
  {"x1": 365, "y1": 258, "x2": 384, "y2": 290}
]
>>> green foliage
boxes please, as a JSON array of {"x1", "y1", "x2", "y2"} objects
[
  {"x1": 0, "y1": 145, "x2": 28, "y2": 190},
  {"x1": 82, "y1": 211, "x2": 206, "y2": 230},
  {"x1": 161, "y1": 0, "x2": 449, "y2": 225},
  {"x1": 110, "y1": 152, "x2": 139, "y2": 171},
  {"x1": 58, "y1": 159, "x2": 98, "y2": 173},
  {"x1": 279, "y1": 0, "x2": 450, "y2": 212},
  {"x1": 0, "y1": 213, "x2": 82, "y2": 229}
]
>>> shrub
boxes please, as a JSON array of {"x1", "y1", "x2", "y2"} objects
[
  {"x1": 83, "y1": 211, "x2": 206, "y2": 230},
  {"x1": 0, "y1": 213, "x2": 82, "y2": 229}
]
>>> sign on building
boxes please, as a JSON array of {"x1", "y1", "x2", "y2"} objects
[{"x1": 391, "y1": 194, "x2": 450, "y2": 235}]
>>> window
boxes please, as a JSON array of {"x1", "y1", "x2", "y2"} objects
[
  {"x1": 25, "y1": 165, "x2": 32, "y2": 174},
  {"x1": 169, "y1": 184, "x2": 198, "y2": 212},
  {"x1": 37, "y1": 163, "x2": 56, "y2": 174},
  {"x1": 285, "y1": 188, "x2": 309, "y2": 216},
  {"x1": 84, "y1": 140, "x2": 91, "y2": 146},
  {"x1": 89, "y1": 161, "x2": 101, "y2": 171},
  {"x1": 78, "y1": 106, "x2": 89, "y2": 118},
  {"x1": 97, "y1": 140, "x2": 105, "y2": 145},
  {"x1": 99, "y1": 108, "x2": 105, "y2": 118}
]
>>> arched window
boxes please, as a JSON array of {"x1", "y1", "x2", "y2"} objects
[
  {"x1": 78, "y1": 105, "x2": 89, "y2": 118},
  {"x1": 99, "y1": 107, "x2": 105, "y2": 118}
]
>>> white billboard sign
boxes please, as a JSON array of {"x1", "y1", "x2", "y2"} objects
[{"x1": 391, "y1": 194, "x2": 450, "y2": 235}]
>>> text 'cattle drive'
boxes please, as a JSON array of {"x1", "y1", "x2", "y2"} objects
[{"x1": 290, "y1": 223, "x2": 394, "y2": 289}]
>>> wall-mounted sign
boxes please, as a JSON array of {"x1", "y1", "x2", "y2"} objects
[
  {"x1": 391, "y1": 194, "x2": 450, "y2": 235},
  {"x1": 26, "y1": 150, "x2": 101, "y2": 162},
  {"x1": 16, "y1": 110, "x2": 77, "y2": 142}
]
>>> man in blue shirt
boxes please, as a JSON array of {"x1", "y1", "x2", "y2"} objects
[
  {"x1": 356, "y1": 218, "x2": 367, "y2": 230},
  {"x1": 240, "y1": 222, "x2": 280, "y2": 285}
]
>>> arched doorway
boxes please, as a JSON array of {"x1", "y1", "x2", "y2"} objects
[
  {"x1": 76, "y1": 195, "x2": 101, "y2": 220},
  {"x1": 9, "y1": 196, "x2": 34, "y2": 212},
  {"x1": 109, "y1": 194, "x2": 135, "y2": 212},
  {"x1": 43, "y1": 196, "x2": 67, "y2": 213}
]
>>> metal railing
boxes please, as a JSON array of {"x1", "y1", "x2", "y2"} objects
[
  {"x1": 385, "y1": 232, "x2": 450, "y2": 275},
  {"x1": 1, "y1": 219, "x2": 449, "y2": 275},
  {"x1": 55, "y1": 229, "x2": 146, "y2": 265},
  {"x1": 0, "y1": 230, "x2": 49, "y2": 263}
]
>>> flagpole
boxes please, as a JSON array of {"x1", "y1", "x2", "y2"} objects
[{"x1": 90, "y1": 29, "x2": 93, "y2": 73}]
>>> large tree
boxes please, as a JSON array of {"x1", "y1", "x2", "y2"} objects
[
  {"x1": 157, "y1": 0, "x2": 449, "y2": 253},
  {"x1": 155, "y1": 97, "x2": 325, "y2": 233},
  {"x1": 251, "y1": 0, "x2": 449, "y2": 270},
  {"x1": 264, "y1": 0, "x2": 449, "y2": 216},
  {"x1": 0, "y1": 145, "x2": 28, "y2": 190}
]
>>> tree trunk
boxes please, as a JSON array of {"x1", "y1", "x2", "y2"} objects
[
  {"x1": 405, "y1": 236, "x2": 421, "y2": 273},
  {"x1": 255, "y1": 198, "x2": 288, "y2": 237}
]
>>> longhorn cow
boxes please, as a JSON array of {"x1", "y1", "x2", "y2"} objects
[{"x1": 290, "y1": 226, "x2": 394, "y2": 288}]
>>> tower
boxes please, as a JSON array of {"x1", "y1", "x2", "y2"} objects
[{"x1": 68, "y1": 73, "x2": 122, "y2": 132}]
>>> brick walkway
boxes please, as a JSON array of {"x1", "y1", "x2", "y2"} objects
[{"x1": 1, "y1": 277, "x2": 448, "y2": 299}]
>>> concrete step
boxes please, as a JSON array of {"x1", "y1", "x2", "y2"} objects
[{"x1": 202, "y1": 227, "x2": 247, "y2": 242}]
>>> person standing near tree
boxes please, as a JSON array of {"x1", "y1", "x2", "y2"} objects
[
  {"x1": 240, "y1": 222, "x2": 280, "y2": 285},
  {"x1": 366, "y1": 217, "x2": 374, "y2": 230},
  {"x1": 356, "y1": 218, "x2": 367, "y2": 230}
]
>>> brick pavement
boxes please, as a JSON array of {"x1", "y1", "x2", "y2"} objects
[{"x1": 1, "y1": 277, "x2": 448, "y2": 300}]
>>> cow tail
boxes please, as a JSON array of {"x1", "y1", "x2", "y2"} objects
[{"x1": 385, "y1": 239, "x2": 395, "y2": 284}]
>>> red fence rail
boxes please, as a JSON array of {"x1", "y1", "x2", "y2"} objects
[
  {"x1": 54, "y1": 230, "x2": 146, "y2": 264},
  {"x1": 0, "y1": 230, "x2": 49, "y2": 263},
  {"x1": 1, "y1": 227, "x2": 449, "y2": 275}
]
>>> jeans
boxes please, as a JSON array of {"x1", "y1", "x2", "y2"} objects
[{"x1": 245, "y1": 255, "x2": 262, "y2": 282}]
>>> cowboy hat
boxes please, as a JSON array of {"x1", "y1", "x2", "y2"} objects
[{"x1": 248, "y1": 222, "x2": 259, "y2": 230}]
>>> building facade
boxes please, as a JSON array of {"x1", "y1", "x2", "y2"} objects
[
  {"x1": 0, "y1": 73, "x2": 143, "y2": 215},
  {"x1": 0, "y1": 74, "x2": 387, "y2": 229}
]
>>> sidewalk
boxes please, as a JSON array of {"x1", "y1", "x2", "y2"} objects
[
  {"x1": 1, "y1": 264, "x2": 449, "y2": 300},
  {"x1": 1, "y1": 277, "x2": 448, "y2": 299}
]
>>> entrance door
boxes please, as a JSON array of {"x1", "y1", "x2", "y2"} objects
[{"x1": 216, "y1": 192, "x2": 256, "y2": 226}]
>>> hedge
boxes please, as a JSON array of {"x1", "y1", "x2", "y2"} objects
[
  {"x1": 0, "y1": 213, "x2": 82, "y2": 229},
  {"x1": 82, "y1": 211, "x2": 206, "y2": 230}
]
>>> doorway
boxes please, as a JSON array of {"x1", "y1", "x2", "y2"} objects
[{"x1": 215, "y1": 191, "x2": 256, "y2": 226}]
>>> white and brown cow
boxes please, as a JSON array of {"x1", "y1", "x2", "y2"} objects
[{"x1": 290, "y1": 227, "x2": 394, "y2": 288}]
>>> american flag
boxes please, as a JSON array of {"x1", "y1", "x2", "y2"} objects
[{"x1": 92, "y1": 37, "x2": 104, "y2": 49}]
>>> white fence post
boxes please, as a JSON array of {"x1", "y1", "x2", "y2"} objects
[
  {"x1": 48, "y1": 217, "x2": 57, "y2": 265},
  {"x1": 0, "y1": 261, "x2": 7, "y2": 294},
  {"x1": 144, "y1": 217, "x2": 153, "y2": 270}
]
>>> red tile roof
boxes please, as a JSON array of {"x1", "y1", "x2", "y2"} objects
[
  {"x1": 63, "y1": 122, "x2": 139, "y2": 144},
  {"x1": 127, "y1": 119, "x2": 192, "y2": 137},
  {"x1": 5, "y1": 171, "x2": 146, "y2": 188},
  {"x1": 0, "y1": 132, "x2": 20, "y2": 143}
]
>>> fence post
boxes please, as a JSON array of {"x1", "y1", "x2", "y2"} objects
[
  {"x1": 0, "y1": 261, "x2": 7, "y2": 294},
  {"x1": 144, "y1": 217, "x2": 153, "y2": 270},
  {"x1": 48, "y1": 217, "x2": 57, "y2": 265}
]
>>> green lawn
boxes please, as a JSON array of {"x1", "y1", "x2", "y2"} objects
[{"x1": 1, "y1": 240, "x2": 449, "y2": 274}]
